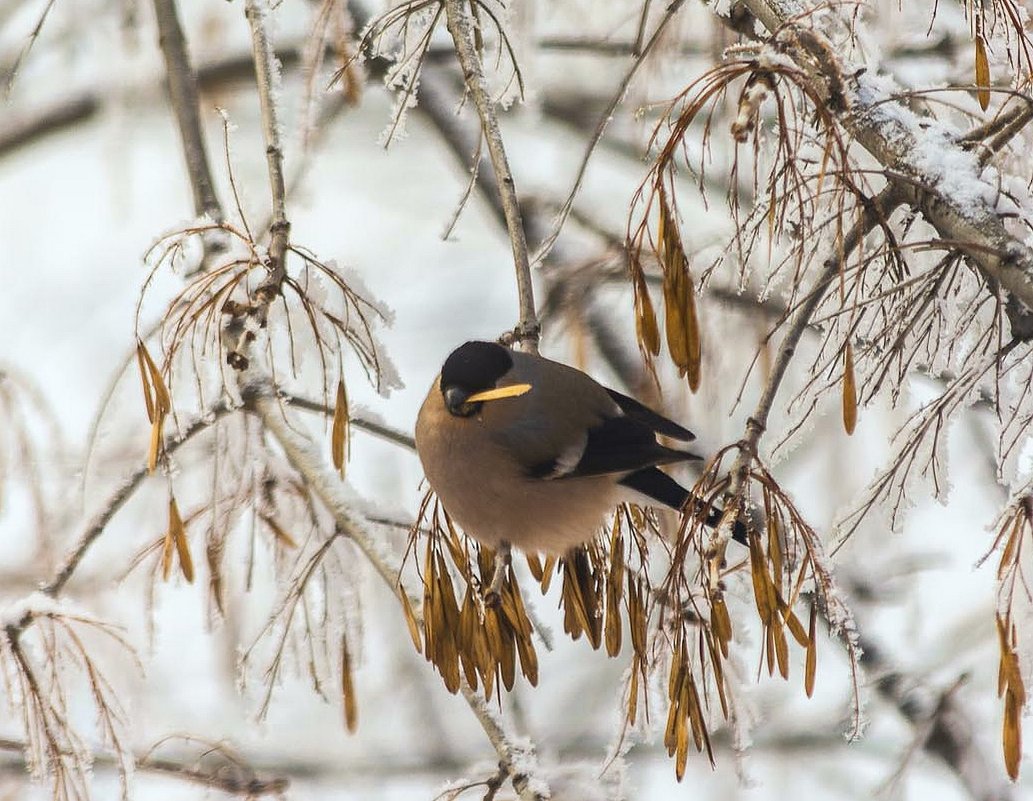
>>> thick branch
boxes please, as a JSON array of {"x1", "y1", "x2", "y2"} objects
[
  {"x1": 443, "y1": 0, "x2": 538, "y2": 348},
  {"x1": 738, "y1": 0, "x2": 1033, "y2": 318}
]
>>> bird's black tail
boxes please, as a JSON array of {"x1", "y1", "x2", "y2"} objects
[{"x1": 618, "y1": 467, "x2": 748, "y2": 545}]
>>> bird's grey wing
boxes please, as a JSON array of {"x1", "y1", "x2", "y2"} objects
[
  {"x1": 605, "y1": 388, "x2": 695, "y2": 441},
  {"x1": 526, "y1": 414, "x2": 700, "y2": 480}
]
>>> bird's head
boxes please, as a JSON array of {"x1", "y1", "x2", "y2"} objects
[{"x1": 439, "y1": 341, "x2": 532, "y2": 417}]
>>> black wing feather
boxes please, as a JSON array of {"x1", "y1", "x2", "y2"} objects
[
  {"x1": 605, "y1": 389, "x2": 695, "y2": 441},
  {"x1": 618, "y1": 467, "x2": 690, "y2": 509},
  {"x1": 528, "y1": 415, "x2": 700, "y2": 479}
]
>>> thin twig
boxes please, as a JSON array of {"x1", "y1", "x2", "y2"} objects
[
  {"x1": 152, "y1": 0, "x2": 225, "y2": 224},
  {"x1": 244, "y1": 0, "x2": 291, "y2": 293},
  {"x1": 282, "y1": 393, "x2": 417, "y2": 451},
  {"x1": 531, "y1": 0, "x2": 686, "y2": 267},
  {"x1": 443, "y1": 0, "x2": 538, "y2": 348},
  {"x1": 724, "y1": 186, "x2": 904, "y2": 526}
]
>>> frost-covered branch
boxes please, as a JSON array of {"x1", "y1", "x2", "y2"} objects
[
  {"x1": 443, "y1": 0, "x2": 538, "y2": 348},
  {"x1": 736, "y1": 0, "x2": 1033, "y2": 318},
  {"x1": 6, "y1": 400, "x2": 235, "y2": 638},
  {"x1": 244, "y1": 379, "x2": 552, "y2": 800},
  {"x1": 243, "y1": 0, "x2": 291, "y2": 291}
]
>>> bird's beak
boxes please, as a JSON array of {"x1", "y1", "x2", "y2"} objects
[{"x1": 465, "y1": 383, "x2": 533, "y2": 403}]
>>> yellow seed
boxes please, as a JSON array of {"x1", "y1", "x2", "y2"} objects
[
  {"x1": 805, "y1": 604, "x2": 817, "y2": 698},
  {"x1": 842, "y1": 342, "x2": 858, "y2": 435},
  {"x1": 331, "y1": 379, "x2": 349, "y2": 478},
  {"x1": 135, "y1": 342, "x2": 155, "y2": 424},
  {"x1": 635, "y1": 272, "x2": 661, "y2": 358},
  {"x1": 683, "y1": 271, "x2": 701, "y2": 393},
  {"x1": 399, "y1": 591, "x2": 423, "y2": 655},
  {"x1": 1004, "y1": 688, "x2": 1022, "y2": 780},
  {"x1": 975, "y1": 35, "x2": 991, "y2": 112},
  {"x1": 341, "y1": 633, "x2": 358, "y2": 733},
  {"x1": 627, "y1": 658, "x2": 640, "y2": 725},
  {"x1": 774, "y1": 621, "x2": 789, "y2": 679},
  {"x1": 139, "y1": 341, "x2": 171, "y2": 413},
  {"x1": 147, "y1": 415, "x2": 164, "y2": 474},
  {"x1": 169, "y1": 498, "x2": 193, "y2": 583}
]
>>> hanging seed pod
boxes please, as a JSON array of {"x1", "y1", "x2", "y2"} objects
[
  {"x1": 331, "y1": 379, "x2": 349, "y2": 477},
  {"x1": 842, "y1": 342, "x2": 858, "y2": 435},
  {"x1": 341, "y1": 633, "x2": 358, "y2": 733},
  {"x1": 974, "y1": 34, "x2": 991, "y2": 111}
]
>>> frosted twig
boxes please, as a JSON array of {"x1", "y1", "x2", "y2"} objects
[
  {"x1": 0, "y1": 736, "x2": 290, "y2": 797},
  {"x1": 244, "y1": 0, "x2": 291, "y2": 294},
  {"x1": 443, "y1": 0, "x2": 538, "y2": 349},
  {"x1": 737, "y1": 0, "x2": 1033, "y2": 317},
  {"x1": 246, "y1": 380, "x2": 552, "y2": 800},
  {"x1": 724, "y1": 185, "x2": 904, "y2": 528}
]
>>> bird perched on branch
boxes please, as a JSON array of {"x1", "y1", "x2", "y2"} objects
[{"x1": 415, "y1": 340, "x2": 735, "y2": 555}]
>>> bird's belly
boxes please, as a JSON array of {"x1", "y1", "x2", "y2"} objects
[{"x1": 418, "y1": 425, "x2": 617, "y2": 555}]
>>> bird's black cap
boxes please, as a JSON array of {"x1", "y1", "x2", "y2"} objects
[{"x1": 440, "y1": 341, "x2": 513, "y2": 394}]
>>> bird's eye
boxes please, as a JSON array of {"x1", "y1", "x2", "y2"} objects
[{"x1": 443, "y1": 386, "x2": 477, "y2": 417}]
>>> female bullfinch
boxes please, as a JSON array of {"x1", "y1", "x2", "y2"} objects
[{"x1": 415, "y1": 341, "x2": 715, "y2": 555}]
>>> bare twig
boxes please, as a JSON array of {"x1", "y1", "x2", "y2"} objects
[
  {"x1": 443, "y1": 0, "x2": 538, "y2": 348},
  {"x1": 244, "y1": 0, "x2": 291, "y2": 292},
  {"x1": 152, "y1": 0, "x2": 225, "y2": 224},
  {"x1": 0, "y1": 737, "x2": 289, "y2": 797},
  {"x1": 531, "y1": 0, "x2": 686, "y2": 267}
]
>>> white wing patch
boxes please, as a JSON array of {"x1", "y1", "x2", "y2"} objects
[{"x1": 544, "y1": 432, "x2": 588, "y2": 479}]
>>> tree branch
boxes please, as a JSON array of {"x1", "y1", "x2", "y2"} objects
[
  {"x1": 737, "y1": 0, "x2": 1033, "y2": 318},
  {"x1": 152, "y1": 0, "x2": 224, "y2": 224},
  {"x1": 245, "y1": 379, "x2": 552, "y2": 800},
  {"x1": 243, "y1": 0, "x2": 291, "y2": 291},
  {"x1": 7, "y1": 400, "x2": 236, "y2": 637},
  {"x1": 443, "y1": 0, "x2": 538, "y2": 348}
]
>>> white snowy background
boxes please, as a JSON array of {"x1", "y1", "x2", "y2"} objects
[{"x1": 0, "y1": 0, "x2": 1030, "y2": 799}]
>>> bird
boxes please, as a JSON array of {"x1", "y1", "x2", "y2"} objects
[{"x1": 415, "y1": 340, "x2": 734, "y2": 555}]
